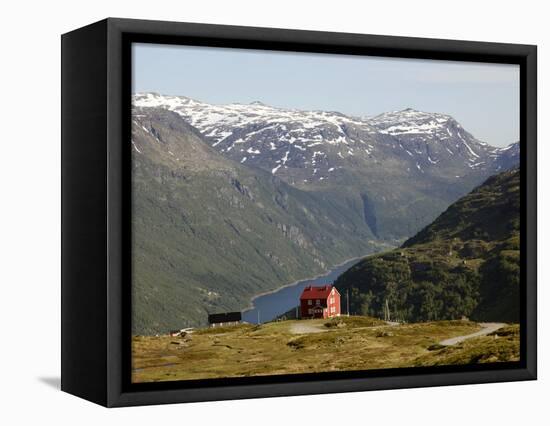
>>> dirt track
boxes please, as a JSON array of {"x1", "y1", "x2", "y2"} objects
[
  {"x1": 289, "y1": 322, "x2": 327, "y2": 334},
  {"x1": 439, "y1": 322, "x2": 505, "y2": 346}
]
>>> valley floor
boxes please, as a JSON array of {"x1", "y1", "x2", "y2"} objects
[{"x1": 131, "y1": 317, "x2": 520, "y2": 383}]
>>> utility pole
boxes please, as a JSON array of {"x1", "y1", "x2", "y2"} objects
[
  {"x1": 346, "y1": 289, "x2": 350, "y2": 317},
  {"x1": 257, "y1": 309, "x2": 260, "y2": 324}
]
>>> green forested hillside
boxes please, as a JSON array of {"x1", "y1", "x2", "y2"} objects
[{"x1": 335, "y1": 169, "x2": 520, "y2": 323}]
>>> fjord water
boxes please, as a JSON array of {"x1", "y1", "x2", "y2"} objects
[{"x1": 242, "y1": 257, "x2": 362, "y2": 324}]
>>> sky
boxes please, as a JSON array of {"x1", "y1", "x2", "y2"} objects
[{"x1": 132, "y1": 43, "x2": 519, "y2": 147}]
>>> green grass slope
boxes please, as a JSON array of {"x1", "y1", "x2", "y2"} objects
[{"x1": 334, "y1": 169, "x2": 520, "y2": 323}]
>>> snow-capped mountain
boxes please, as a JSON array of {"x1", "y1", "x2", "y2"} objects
[
  {"x1": 133, "y1": 93, "x2": 518, "y2": 186},
  {"x1": 133, "y1": 92, "x2": 381, "y2": 184},
  {"x1": 369, "y1": 108, "x2": 517, "y2": 174},
  {"x1": 489, "y1": 141, "x2": 520, "y2": 172},
  {"x1": 369, "y1": 108, "x2": 486, "y2": 163}
]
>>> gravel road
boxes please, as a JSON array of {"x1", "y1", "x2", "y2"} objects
[
  {"x1": 289, "y1": 322, "x2": 327, "y2": 334},
  {"x1": 439, "y1": 322, "x2": 506, "y2": 346}
]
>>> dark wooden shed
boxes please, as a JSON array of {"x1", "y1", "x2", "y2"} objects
[{"x1": 208, "y1": 312, "x2": 242, "y2": 327}]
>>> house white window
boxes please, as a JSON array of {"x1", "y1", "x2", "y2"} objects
[
  {"x1": 316, "y1": 299, "x2": 321, "y2": 306},
  {"x1": 330, "y1": 297, "x2": 335, "y2": 304},
  {"x1": 308, "y1": 308, "x2": 313, "y2": 314},
  {"x1": 308, "y1": 299, "x2": 312, "y2": 306}
]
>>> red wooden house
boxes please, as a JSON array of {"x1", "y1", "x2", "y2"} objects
[{"x1": 299, "y1": 285, "x2": 341, "y2": 319}]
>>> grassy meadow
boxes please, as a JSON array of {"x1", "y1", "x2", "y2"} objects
[{"x1": 131, "y1": 316, "x2": 519, "y2": 383}]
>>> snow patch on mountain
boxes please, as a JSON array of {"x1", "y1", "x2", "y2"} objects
[
  {"x1": 133, "y1": 92, "x2": 373, "y2": 145},
  {"x1": 132, "y1": 94, "x2": 520, "y2": 183}
]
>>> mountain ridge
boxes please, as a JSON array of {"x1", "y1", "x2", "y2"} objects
[
  {"x1": 133, "y1": 92, "x2": 518, "y2": 241},
  {"x1": 133, "y1": 92, "x2": 517, "y2": 185}
]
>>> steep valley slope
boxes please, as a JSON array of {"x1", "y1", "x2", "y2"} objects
[
  {"x1": 131, "y1": 108, "x2": 386, "y2": 333},
  {"x1": 335, "y1": 168, "x2": 520, "y2": 323}
]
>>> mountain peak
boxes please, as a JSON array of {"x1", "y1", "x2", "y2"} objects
[
  {"x1": 133, "y1": 92, "x2": 199, "y2": 109},
  {"x1": 368, "y1": 108, "x2": 457, "y2": 137}
]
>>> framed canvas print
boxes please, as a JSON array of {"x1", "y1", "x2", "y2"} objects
[{"x1": 61, "y1": 18, "x2": 537, "y2": 407}]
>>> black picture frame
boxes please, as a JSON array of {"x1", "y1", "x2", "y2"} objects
[{"x1": 61, "y1": 17, "x2": 537, "y2": 407}]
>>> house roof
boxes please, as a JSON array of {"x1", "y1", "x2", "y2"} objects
[{"x1": 300, "y1": 285, "x2": 335, "y2": 300}]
